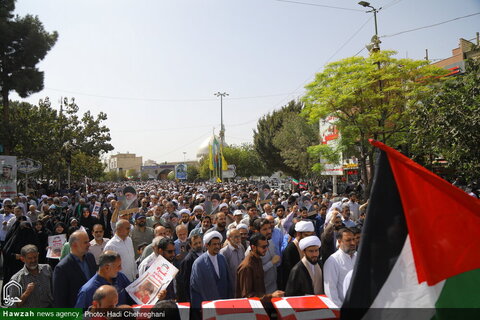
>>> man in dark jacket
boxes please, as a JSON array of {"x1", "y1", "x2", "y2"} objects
[
  {"x1": 53, "y1": 230, "x2": 97, "y2": 307},
  {"x1": 176, "y1": 234, "x2": 203, "y2": 302}
]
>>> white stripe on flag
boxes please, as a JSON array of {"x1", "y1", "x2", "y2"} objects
[{"x1": 362, "y1": 236, "x2": 445, "y2": 319}]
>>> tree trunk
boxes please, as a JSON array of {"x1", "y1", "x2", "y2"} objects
[{"x1": 1, "y1": 89, "x2": 10, "y2": 154}]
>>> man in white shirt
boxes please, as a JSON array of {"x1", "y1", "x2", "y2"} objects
[
  {"x1": 89, "y1": 224, "x2": 109, "y2": 265},
  {"x1": 347, "y1": 193, "x2": 360, "y2": 221},
  {"x1": 323, "y1": 228, "x2": 357, "y2": 307},
  {"x1": 6, "y1": 206, "x2": 31, "y2": 231},
  {"x1": 104, "y1": 220, "x2": 137, "y2": 281},
  {"x1": 0, "y1": 204, "x2": 15, "y2": 244}
]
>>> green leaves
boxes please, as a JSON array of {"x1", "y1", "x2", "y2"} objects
[
  {"x1": 2, "y1": 97, "x2": 113, "y2": 181},
  {"x1": 409, "y1": 59, "x2": 480, "y2": 180}
]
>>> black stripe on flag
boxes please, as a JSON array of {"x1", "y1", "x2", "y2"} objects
[{"x1": 341, "y1": 150, "x2": 408, "y2": 319}]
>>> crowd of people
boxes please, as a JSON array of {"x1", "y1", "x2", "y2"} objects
[{"x1": 0, "y1": 181, "x2": 367, "y2": 319}]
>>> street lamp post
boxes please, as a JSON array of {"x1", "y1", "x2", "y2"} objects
[
  {"x1": 358, "y1": 1, "x2": 382, "y2": 52},
  {"x1": 214, "y1": 92, "x2": 229, "y2": 147},
  {"x1": 183, "y1": 152, "x2": 186, "y2": 163}
]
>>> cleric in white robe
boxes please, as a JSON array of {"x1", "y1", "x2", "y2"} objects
[{"x1": 190, "y1": 231, "x2": 232, "y2": 309}]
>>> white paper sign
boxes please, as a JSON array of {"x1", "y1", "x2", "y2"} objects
[
  {"x1": 126, "y1": 254, "x2": 178, "y2": 305},
  {"x1": 46, "y1": 234, "x2": 66, "y2": 259}
]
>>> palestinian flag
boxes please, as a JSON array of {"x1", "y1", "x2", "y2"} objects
[{"x1": 342, "y1": 140, "x2": 480, "y2": 320}]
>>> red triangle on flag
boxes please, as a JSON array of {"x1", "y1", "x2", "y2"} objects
[{"x1": 370, "y1": 140, "x2": 480, "y2": 285}]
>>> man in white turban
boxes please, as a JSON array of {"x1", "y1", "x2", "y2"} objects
[
  {"x1": 190, "y1": 231, "x2": 231, "y2": 316},
  {"x1": 285, "y1": 235, "x2": 324, "y2": 297},
  {"x1": 280, "y1": 220, "x2": 315, "y2": 289}
]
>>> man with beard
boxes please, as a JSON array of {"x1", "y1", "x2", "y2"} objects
[
  {"x1": 131, "y1": 213, "x2": 154, "y2": 259},
  {"x1": 220, "y1": 229, "x2": 245, "y2": 296},
  {"x1": 280, "y1": 220, "x2": 315, "y2": 290},
  {"x1": 146, "y1": 204, "x2": 165, "y2": 228},
  {"x1": 205, "y1": 211, "x2": 227, "y2": 244},
  {"x1": 139, "y1": 237, "x2": 176, "y2": 300},
  {"x1": 10, "y1": 244, "x2": 53, "y2": 307},
  {"x1": 176, "y1": 234, "x2": 203, "y2": 302},
  {"x1": 236, "y1": 223, "x2": 250, "y2": 251},
  {"x1": 190, "y1": 231, "x2": 231, "y2": 316},
  {"x1": 285, "y1": 236, "x2": 323, "y2": 296},
  {"x1": 323, "y1": 228, "x2": 357, "y2": 307},
  {"x1": 188, "y1": 215, "x2": 212, "y2": 239},
  {"x1": 245, "y1": 218, "x2": 280, "y2": 294},
  {"x1": 122, "y1": 186, "x2": 138, "y2": 210},
  {"x1": 190, "y1": 205, "x2": 204, "y2": 228},
  {"x1": 236, "y1": 233, "x2": 284, "y2": 305},
  {"x1": 320, "y1": 213, "x2": 344, "y2": 267}
]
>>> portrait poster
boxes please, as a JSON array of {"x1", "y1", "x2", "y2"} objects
[
  {"x1": 117, "y1": 185, "x2": 139, "y2": 215},
  {"x1": 0, "y1": 156, "x2": 17, "y2": 198},
  {"x1": 46, "y1": 234, "x2": 67, "y2": 259},
  {"x1": 126, "y1": 254, "x2": 178, "y2": 305}
]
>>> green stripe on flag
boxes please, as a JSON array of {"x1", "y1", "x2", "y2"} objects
[{"x1": 433, "y1": 268, "x2": 480, "y2": 320}]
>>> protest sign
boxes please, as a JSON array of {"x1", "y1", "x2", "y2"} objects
[
  {"x1": 91, "y1": 201, "x2": 101, "y2": 218},
  {"x1": 46, "y1": 234, "x2": 67, "y2": 259},
  {"x1": 0, "y1": 156, "x2": 17, "y2": 198},
  {"x1": 126, "y1": 254, "x2": 178, "y2": 305}
]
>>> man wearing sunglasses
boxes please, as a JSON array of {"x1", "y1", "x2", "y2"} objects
[{"x1": 236, "y1": 233, "x2": 284, "y2": 305}]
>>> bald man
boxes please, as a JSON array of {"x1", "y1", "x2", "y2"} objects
[
  {"x1": 104, "y1": 220, "x2": 137, "y2": 281},
  {"x1": 53, "y1": 231, "x2": 97, "y2": 307},
  {"x1": 90, "y1": 285, "x2": 118, "y2": 310}
]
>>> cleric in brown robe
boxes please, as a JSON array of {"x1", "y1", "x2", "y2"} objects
[{"x1": 285, "y1": 235, "x2": 324, "y2": 296}]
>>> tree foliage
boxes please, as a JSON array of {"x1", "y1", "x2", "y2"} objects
[
  {"x1": 409, "y1": 59, "x2": 480, "y2": 181},
  {"x1": 272, "y1": 113, "x2": 319, "y2": 178},
  {"x1": 198, "y1": 143, "x2": 269, "y2": 179},
  {"x1": 1, "y1": 0, "x2": 58, "y2": 153},
  {"x1": 222, "y1": 143, "x2": 270, "y2": 178},
  {"x1": 253, "y1": 100, "x2": 302, "y2": 174},
  {"x1": 186, "y1": 164, "x2": 200, "y2": 182},
  {"x1": 302, "y1": 50, "x2": 447, "y2": 196},
  {"x1": 3, "y1": 97, "x2": 113, "y2": 182}
]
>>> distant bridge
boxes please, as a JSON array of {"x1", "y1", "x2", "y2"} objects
[{"x1": 141, "y1": 161, "x2": 197, "y2": 180}]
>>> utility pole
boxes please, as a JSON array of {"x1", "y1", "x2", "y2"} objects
[
  {"x1": 359, "y1": 2, "x2": 382, "y2": 52},
  {"x1": 214, "y1": 92, "x2": 228, "y2": 147}
]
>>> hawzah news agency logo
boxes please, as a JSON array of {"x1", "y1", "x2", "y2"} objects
[{"x1": 2, "y1": 280, "x2": 22, "y2": 307}]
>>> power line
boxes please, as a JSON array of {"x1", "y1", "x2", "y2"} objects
[
  {"x1": 44, "y1": 87, "x2": 293, "y2": 102},
  {"x1": 324, "y1": 16, "x2": 373, "y2": 64},
  {"x1": 272, "y1": 0, "x2": 363, "y2": 12},
  {"x1": 383, "y1": 0, "x2": 403, "y2": 10},
  {"x1": 380, "y1": 12, "x2": 480, "y2": 38},
  {"x1": 223, "y1": 15, "x2": 378, "y2": 129}
]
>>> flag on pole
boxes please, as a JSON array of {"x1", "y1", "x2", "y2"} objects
[{"x1": 341, "y1": 140, "x2": 480, "y2": 320}]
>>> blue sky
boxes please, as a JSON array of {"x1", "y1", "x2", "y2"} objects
[{"x1": 12, "y1": 0, "x2": 480, "y2": 163}]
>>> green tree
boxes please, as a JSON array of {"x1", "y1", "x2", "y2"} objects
[
  {"x1": 409, "y1": 59, "x2": 480, "y2": 181},
  {"x1": 198, "y1": 155, "x2": 210, "y2": 180},
  {"x1": 186, "y1": 164, "x2": 200, "y2": 182},
  {"x1": 1, "y1": 1, "x2": 58, "y2": 154},
  {"x1": 125, "y1": 169, "x2": 138, "y2": 180},
  {"x1": 103, "y1": 170, "x2": 119, "y2": 182},
  {"x1": 223, "y1": 143, "x2": 269, "y2": 178},
  {"x1": 302, "y1": 50, "x2": 447, "y2": 196},
  {"x1": 272, "y1": 113, "x2": 319, "y2": 178},
  {"x1": 70, "y1": 152, "x2": 105, "y2": 181},
  {"x1": 140, "y1": 171, "x2": 149, "y2": 181},
  {"x1": 253, "y1": 100, "x2": 302, "y2": 174},
  {"x1": 3, "y1": 97, "x2": 113, "y2": 183}
]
